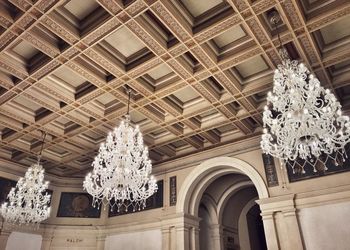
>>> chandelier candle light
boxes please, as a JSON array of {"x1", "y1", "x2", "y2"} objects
[
  {"x1": 261, "y1": 11, "x2": 350, "y2": 174},
  {"x1": 0, "y1": 133, "x2": 51, "y2": 227},
  {"x1": 84, "y1": 88, "x2": 157, "y2": 212}
]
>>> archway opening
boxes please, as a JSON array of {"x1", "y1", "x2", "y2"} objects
[
  {"x1": 176, "y1": 157, "x2": 269, "y2": 216},
  {"x1": 176, "y1": 157, "x2": 269, "y2": 250},
  {"x1": 246, "y1": 204, "x2": 267, "y2": 250},
  {"x1": 197, "y1": 173, "x2": 267, "y2": 250}
]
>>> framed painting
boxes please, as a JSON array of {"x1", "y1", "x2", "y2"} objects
[
  {"x1": 57, "y1": 192, "x2": 101, "y2": 218},
  {"x1": 287, "y1": 144, "x2": 350, "y2": 182},
  {"x1": 0, "y1": 177, "x2": 52, "y2": 208},
  {"x1": 109, "y1": 180, "x2": 164, "y2": 217},
  {"x1": 0, "y1": 176, "x2": 16, "y2": 205}
]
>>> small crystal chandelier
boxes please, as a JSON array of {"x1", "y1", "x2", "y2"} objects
[
  {"x1": 83, "y1": 88, "x2": 157, "y2": 212},
  {"x1": 0, "y1": 132, "x2": 51, "y2": 227},
  {"x1": 261, "y1": 11, "x2": 350, "y2": 173}
]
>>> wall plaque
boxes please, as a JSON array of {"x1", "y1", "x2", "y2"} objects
[
  {"x1": 169, "y1": 176, "x2": 177, "y2": 206},
  {"x1": 262, "y1": 154, "x2": 279, "y2": 187}
]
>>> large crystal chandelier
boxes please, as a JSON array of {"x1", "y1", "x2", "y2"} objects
[
  {"x1": 0, "y1": 133, "x2": 51, "y2": 227},
  {"x1": 261, "y1": 12, "x2": 350, "y2": 173},
  {"x1": 83, "y1": 88, "x2": 157, "y2": 212}
]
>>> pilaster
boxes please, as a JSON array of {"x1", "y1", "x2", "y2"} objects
[
  {"x1": 40, "y1": 227, "x2": 55, "y2": 250},
  {"x1": 176, "y1": 225, "x2": 190, "y2": 250},
  {"x1": 0, "y1": 229, "x2": 10, "y2": 250},
  {"x1": 166, "y1": 213, "x2": 201, "y2": 250},
  {"x1": 257, "y1": 194, "x2": 304, "y2": 250},
  {"x1": 96, "y1": 235, "x2": 106, "y2": 250},
  {"x1": 162, "y1": 227, "x2": 171, "y2": 250},
  {"x1": 282, "y1": 208, "x2": 303, "y2": 250},
  {"x1": 189, "y1": 226, "x2": 200, "y2": 250},
  {"x1": 260, "y1": 212, "x2": 279, "y2": 250}
]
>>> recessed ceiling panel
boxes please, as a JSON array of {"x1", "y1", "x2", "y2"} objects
[
  {"x1": 173, "y1": 86, "x2": 201, "y2": 104},
  {"x1": 147, "y1": 63, "x2": 173, "y2": 80},
  {"x1": 180, "y1": 0, "x2": 224, "y2": 17},
  {"x1": 94, "y1": 92, "x2": 117, "y2": 106},
  {"x1": 235, "y1": 55, "x2": 269, "y2": 79},
  {"x1": 63, "y1": 0, "x2": 100, "y2": 20},
  {"x1": 53, "y1": 65, "x2": 87, "y2": 89},
  {"x1": 12, "y1": 95, "x2": 42, "y2": 113},
  {"x1": 104, "y1": 27, "x2": 146, "y2": 58},
  {"x1": 213, "y1": 25, "x2": 246, "y2": 48},
  {"x1": 12, "y1": 40, "x2": 39, "y2": 60},
  {"x1": 130, "y1": 110, "x2": 148, "y2": 124},
  {"x1": 320, "y1": 15, "x2": 350, "y2": 45}
]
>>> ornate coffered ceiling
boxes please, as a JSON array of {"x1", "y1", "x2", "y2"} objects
[{"x1": 0, "y1": 0, "x2": 350, "y2": 177}]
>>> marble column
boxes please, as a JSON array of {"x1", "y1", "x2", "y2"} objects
[{"x1": 211, "y1": 224, "x2": 223, "y2": 250}]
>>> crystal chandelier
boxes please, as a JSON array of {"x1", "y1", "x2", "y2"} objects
[
  {"x1": 0, "y1": 133, "x2": 51, "y2": 227},
  {"x1": 261, "y1": 12, "x2": 350, "y2": 173},
  {"x1": 83, "y1": 88, "x2": 157, "y2": 212}
]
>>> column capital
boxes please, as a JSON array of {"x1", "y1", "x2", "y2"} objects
[
  {"x1": 0, "y1": 230, "x2": 11, "y2": 237},
  {"x1": 282, "y1": 208, "x2": 297, "y2": 217},
  {"x1": 257, "y1": 194, "x2": 296, "y2": 214},
  {"x1": 96, "y1": 235, "x2": 106, "y2": 241},
  {"x1": 176, "y1": 225, "x2": 190, "y2": 232},
  {"x1": 161, "y1": 227, "x2": 171, "y2": 234},
  {"x1": 260, "y1": 212, "x2": 274, "y2": 220}
]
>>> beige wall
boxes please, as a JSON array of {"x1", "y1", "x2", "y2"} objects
[
  {"x1": 104, "y1": 230, "x2": 162, "y2": 250},
  {"x1": 0, "y1": 136, "x2": 350, "y2": 249},
  {"x1": 298, "y1": 201, "x2": 350, "y2": 250},
  {"x1": 6, "y1": 232, "x2": 42, "y2": 250}
]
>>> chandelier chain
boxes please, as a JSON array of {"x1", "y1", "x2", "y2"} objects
[
  {"x1": 38, "y1": 131, "x2": 47, "y2": 163},
  {"x1": 126, "y1": 88, "x2": 131, "y2": 115}
]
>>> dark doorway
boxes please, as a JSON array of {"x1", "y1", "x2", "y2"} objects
[{"x1": 246, "y1": 204, "x2": 267, "y2": 250}]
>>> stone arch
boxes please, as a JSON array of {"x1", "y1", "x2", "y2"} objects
[
  {"x1": 217, "y1": 180, "x2": 255, "y2": 224},
  {"x1": 200, "y1": 193, "x2": 219, "y2": 224},
  {"x1": 176, "y1": 156, "x2": 268, "y2": 216}
]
